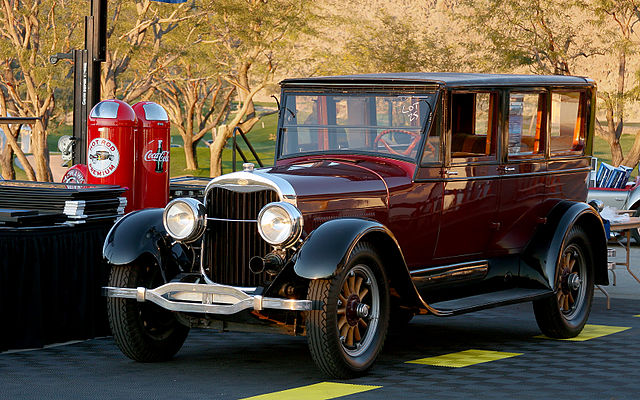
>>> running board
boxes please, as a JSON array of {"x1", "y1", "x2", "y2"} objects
[{"x1": 428, "y1": 288, "x2": 551, "y2": 317}]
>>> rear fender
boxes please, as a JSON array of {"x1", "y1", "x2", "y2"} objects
[
  {"x1": 103, "y1": 208, "x2": 193, "y2": 282},
  {"x1": 523, "y1": 201, "x2": 608, "y2": 289}
]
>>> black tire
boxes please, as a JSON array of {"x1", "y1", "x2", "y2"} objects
[
  {"x1": 388, "y1": 304, "x2": 414, "y2": 332},
  {"x1": 306, "y1": 242, "x2": 390, "y2": 379},
  {"x1": 632, "y1": 208, "x2": 640, "y2": 244},
  {"x1": 533, "y1": 226, "x2": 594, "y2": 338},
  {"x1": 107, "y1": 264, "x2": 189, "y2": 362}
]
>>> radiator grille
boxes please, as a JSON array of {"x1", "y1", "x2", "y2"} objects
[{"x1": 205, "y1": 186, "x2": 279, "y2": 286}]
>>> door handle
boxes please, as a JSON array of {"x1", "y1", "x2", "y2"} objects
[
  {"x1": 499, "y1": 166, "x2": 515, "y2": 172},
  {"x1": 445, "y1": 170, "x2": 458, "y2": 176}
]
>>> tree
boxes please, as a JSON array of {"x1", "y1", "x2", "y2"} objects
[
  {"x1": 588, "y1": 0, "x2": 640, "y2": 167},
  {"x1": 149, "y1": 9, "x2": 235, "y2": 172},
  {"x1": 454, "y1": 0, "x2": 597, "y2": 74},
  {"x1": 156, "y1": 66, "x2": 235, "y2": 170},
  {"x1": 0, "y1": 0, "x2": 82, "y2": 181},
  {"x1": 317, "y1": 11, "x2": 459, "y2": 75},
  {"x1": 202, "y1": 0, "x2": 317, "y2": 177},
  {"x1": 454, "y1": 0, "x2": 640, "y2": 170},
  {"x1": 101, "y1": 0, "x2": 200, "y2": 102}
]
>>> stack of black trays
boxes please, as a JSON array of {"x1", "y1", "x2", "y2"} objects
[
  {"x1": 0, "y1": 180, "x2": 126, "y2": 227},
  {"x1": 170, "y1": 176, "x2": 211, "y2": 202}
]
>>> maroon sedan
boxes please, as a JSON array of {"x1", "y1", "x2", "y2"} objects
[{"x1": 103, "y1": 73, "x2": 608, "y2": 378}]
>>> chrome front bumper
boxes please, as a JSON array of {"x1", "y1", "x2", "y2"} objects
[{"x1": 103, "y1": 282, "x2": 314, "y2": 315}]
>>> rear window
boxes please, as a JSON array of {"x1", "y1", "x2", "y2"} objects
[
  {"x1": 550, "y1": 92, "x2": 585, "y2": 155},
  {"x1": 507, "y1": 92, "x2": 546, "y2": 158}
]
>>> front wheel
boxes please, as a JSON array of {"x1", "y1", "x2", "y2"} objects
[
  {"x1": 533, "y1": 226, "x2": 594, "y2": 338},
  {"x1": 107, "y1": 264, "x2": 189, "y2": 362},
  {"x1": 306, "y1": 242, "x2": 390, "y2": 378}
]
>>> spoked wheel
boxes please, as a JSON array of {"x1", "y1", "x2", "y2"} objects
[
  {"x1": 306, "y1": 242, "x2": 389, "y2": 378},
  {"x1": 107, "y1": 263, "x2": 189, "y2": 362},
  {"x1": 338, "y1": 264, "x2": 380, "y2": 354},
  {"x1": 533, "y1": 226, "x2": 594, "y2": 338}
]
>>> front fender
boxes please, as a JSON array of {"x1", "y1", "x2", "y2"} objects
[
  {"x1": 293, "y1": 218, "x2": 391, "y2": 279},
  {"x1": 293, "y1": 218, "x2": 425, "y2": 309},
  {"x1": 523, "y1": 201, "x2": 608, "y2": 289},
  {"x1": 103, "y1": 208, "x2": 192, "y2": 280}
]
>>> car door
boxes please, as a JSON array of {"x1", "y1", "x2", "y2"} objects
[
  {"x1": 433, "y1": 91, "x2": 501, "y2": 261},
  {"x1": 546, "y1": 90, "x2": 591, "y2": 202},
  {"x1": 496, "y1": 90, "x2": 549, "y2": 254}
]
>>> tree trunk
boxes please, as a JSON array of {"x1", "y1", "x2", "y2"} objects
[
  {"x1": 601, "y1": 47, "x2": 630, "y2": 167},
  {"x1": 601, "y1": 107, "x2": 624, "y2": 166},
  {"x1": 1, "y1": 144, "x2": 15, "y2": 180},
  {"x1": 237, "y1": 62, "x2": 256, "y2": 119},
  {"x1": 615, "y1": 51, "x2": 626, "y2": 140},
  {"x1": 182, "y1": 135, "x2": 199, "y2": 170},
  {"x1": 621, "y1": 130, "x2": 640, "y2": 169},
  {"x1": 605, "y1": 131, "x2": 624, "y2": 166},
  {"x1": 209, "y1": 125, "x2": 230, "y2": 177},
  {"x1": 31, "y1": 122, "x2": 52, "y2": 181},
  {"x1": 2, "y1": 126, "x2": 36, "y2": 180},
  {"x1": 102, "y1": 54, "x2": 118, "y2": 99}
]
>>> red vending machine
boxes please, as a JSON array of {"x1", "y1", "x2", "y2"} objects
[
  {"x1": 131, "y1": 101, "x2": 170, "y2": 209},
  {"x1": 86, "y1": 99, "x2": 137, "y2": 212}
]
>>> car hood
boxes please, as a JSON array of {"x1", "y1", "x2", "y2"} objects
[{"x1": 262, "y1": 158, "x2": 412, "y2": 214}]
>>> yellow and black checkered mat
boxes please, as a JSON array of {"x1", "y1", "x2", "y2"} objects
[{"x1": 1, "y1": 297, "x2": 638, "y2": 399}]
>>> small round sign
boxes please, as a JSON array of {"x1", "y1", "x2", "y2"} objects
[
  {"x1": 62, "y1": 164, "x2": 88, "y2": 184},
  {"x1": 88, "y1": 138, "x2": 120, "y2": 178}
]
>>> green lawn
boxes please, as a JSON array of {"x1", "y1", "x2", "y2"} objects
[
  {"x1": 593, "y1": 133, "x2": 639, "y2": 176},
  {"x1": 169, "y1": 112, "x2": 278, "y2": 177}
]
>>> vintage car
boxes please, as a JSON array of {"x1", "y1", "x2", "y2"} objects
[{"x1": 103, "y1": 73, "x2": 608, "y2": 378}]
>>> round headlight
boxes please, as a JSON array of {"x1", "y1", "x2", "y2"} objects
[
  {"x1": 257, "y1": 202, "x2": 303, "y2": 247},
  {"x1": 163, "y1": 198, "x2": 206, "y2": 242}
]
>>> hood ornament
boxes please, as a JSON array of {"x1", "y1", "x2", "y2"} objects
[{"x1": 243, "y1": 163, "x2": 255, "y2": 172}]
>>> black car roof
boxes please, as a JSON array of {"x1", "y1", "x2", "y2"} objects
[{"x1": 280, "y1": 72, "x2": 593, "y2": 88}]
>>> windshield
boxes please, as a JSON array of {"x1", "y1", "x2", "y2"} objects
[{"x1": 278, "y1": 92, "x2": 436, "y2": 161}]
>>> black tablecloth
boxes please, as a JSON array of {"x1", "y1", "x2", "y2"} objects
[{"x1": 0, "y1": 222, "x2": 112, "y2": 351}]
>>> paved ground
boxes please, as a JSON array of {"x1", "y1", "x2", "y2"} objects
[{"x1": 1, "y1": 242, "x2": 640, "y2": 400}]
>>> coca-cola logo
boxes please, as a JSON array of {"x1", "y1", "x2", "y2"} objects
[
  {"x1": 144, "y1": 150, "x2": 169, "y2": 163},
  {"x1": 143, "y1": 139, "x2": 169, "y2": 174}
]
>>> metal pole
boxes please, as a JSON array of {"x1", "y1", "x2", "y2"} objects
[
  {"x1": 72, "y1": 0, "x2": 106, "y2": 165},
  {"x1": 71, "y1": 49, "x2": 88, "y2": 165}
]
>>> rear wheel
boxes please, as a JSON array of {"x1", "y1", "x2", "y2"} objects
[
  {"x1": 533, "y1": 226, "x2": 594, "y2": 338},
  {"x1": 107, "y1": 263, "x2": 189, "y2": 362},
  {"x1": 306, "y1": 242, "x2": 390, "y2": 378}
]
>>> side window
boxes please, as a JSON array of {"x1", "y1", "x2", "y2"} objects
[
  {"x1": 450, "y1": 92, "x2": 498, "y2": 161},
  {"x1": 421, "y1": 100, "x2": 441, "y2": 164},
  {"x1": 550, "y1": 91, "x2": 585, "y2": 155},
  {"x1": 508, "y1": 92, "x2": 546, "y2": 158}
]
